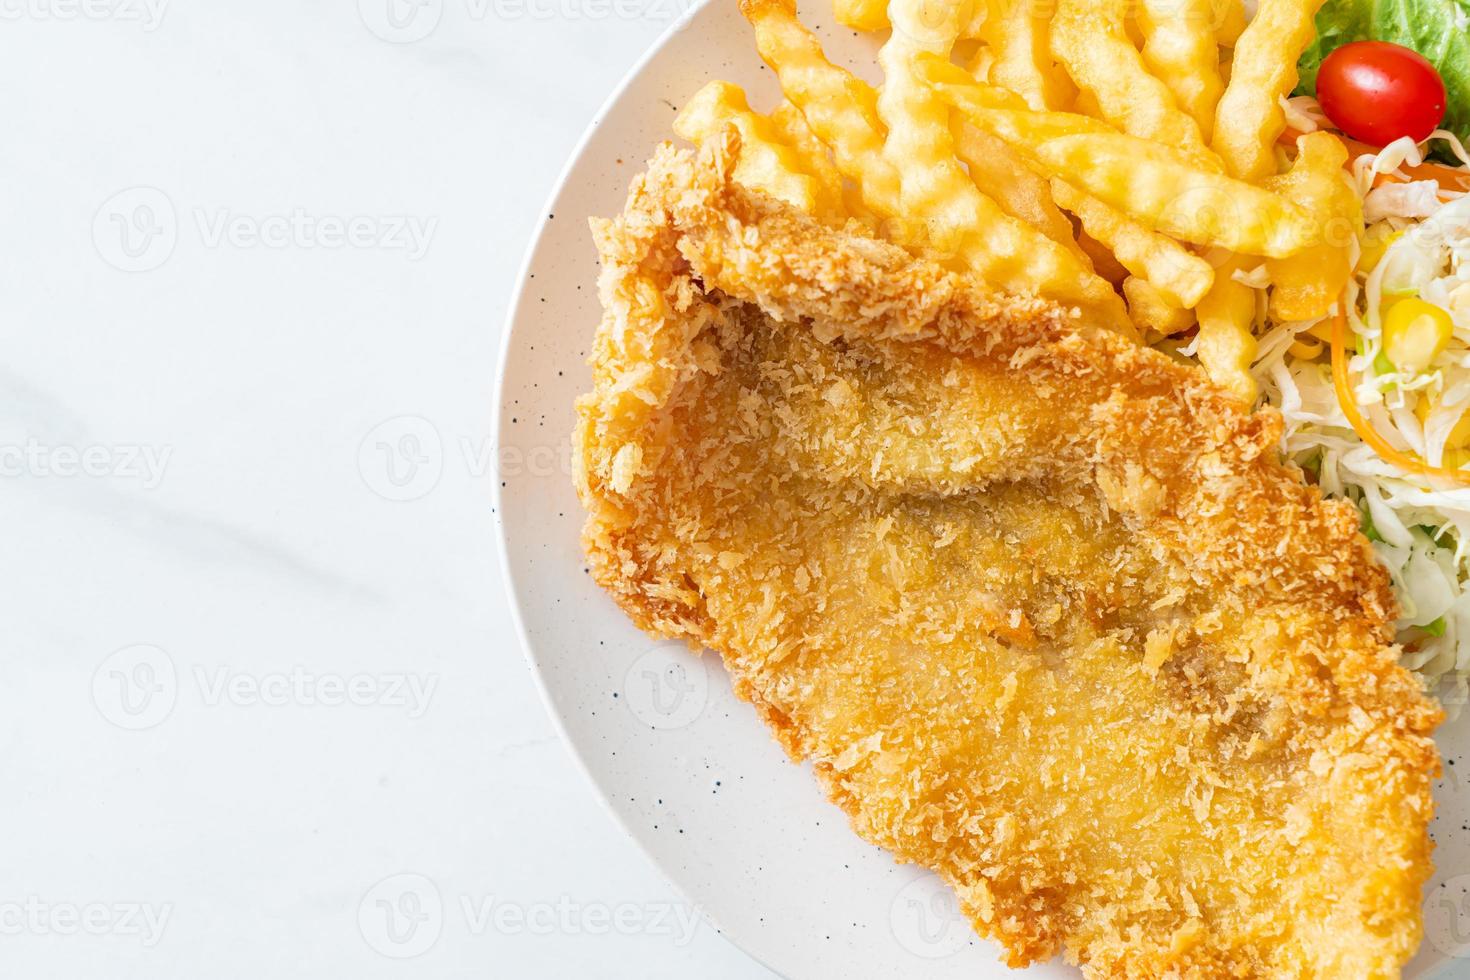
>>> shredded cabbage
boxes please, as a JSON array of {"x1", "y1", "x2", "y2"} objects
[{"x1": 1252, "y1": 137, "x2": 1470, "y2": 713}]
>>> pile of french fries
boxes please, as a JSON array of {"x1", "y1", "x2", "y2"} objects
[{"x1": 670, "y1": 0, "x2": 1360, "y2": 402}]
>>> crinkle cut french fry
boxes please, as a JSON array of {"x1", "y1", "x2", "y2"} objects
[
  {"x1": 950, "y1": 207, "x2": 1135, "y2": 336},
  {"x1": 833, "y1": 0, "x2": 888, "y2": 32},
  {"x1": 965, "y1": 43, "x2": 995, "y2": 84},
  {"x1": 741, "y1": 0, "x2": 902, "y2": 215},
  {"x1": 1211, "y1": 0, "x2": 1327, "y2": 180},
  {"x1": 832, "y1": 0, "x2": 984, "y2": 37},
  {"x1": 768, "y1": 99, "x2": 858, "y2": 220},
  {"x1": 881, "y1": 0, "x2": 1126, "y2": 328},
  {"x1": 1124, "y1": 5, "x2": 1146, "y2": 48},
  {"x1": 1034, "y1": 133, "x2": 1318, "y2": 258},
  {"x1": 1213, "y1": 0, "x2": 1246, "y2": 47},
  {"x1": 1136, "y1": 0, "x2": 1225, "y2": 142},
  {"x1": 978, "y1": 0, "x2": 1075, "y2": 111},
  {"x1": 674, "y1": 81, "x2": 842, "y2": 218},
  {"x1": 1051, "y1": 180, "x2": 1215, "y2": 307},
  {"x1": 953, "y1": 122, "x2": 1083, "y2": 256},
  {"x1": 1051, "y1": 0, "x2": 1218, "y2": 167},
  {"x1": 742, "y1": 0, "x2": 1130, "y2": 334},
  {"x1": 769, "y1": 101, "x2": 839, "y2": 184},
  {"x1": 877, "y1": 0, "x2": 982, "y2": 252},
  {"x1": 771, "y1": 100, "x2": 876, "y2": 227},
  {"x1": 1077, "y1": 229, "x2": 1130, "y2": 287},
  {"x1": 1263, "y1": 132, "x2": 1362, "y2": 321},
  {"x1": 1195, "y1": 254, "x2": 1258, "y2": 403},
  {"x1": 921, "y1": 59, "x2": 1313, "y2": 260},
  {"x1": 915, "y1": 54, "x2": 1112, "y2": 144},
  {"x1": 1072, "y1": 87, "x2": 1103, "y2": 118},
  {"x1": 1124, "y1": 276, "x2": 1197, "y2": 336}
]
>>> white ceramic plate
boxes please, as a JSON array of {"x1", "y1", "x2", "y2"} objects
[{"x1": 494, "y1": 3, "x2": 1470, "y2": 975}]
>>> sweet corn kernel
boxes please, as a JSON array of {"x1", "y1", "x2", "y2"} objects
[
  {"x1": 1382, "y1": 298, "x2": 1453, "y2": 375},
  {"x1": 1358, "y1": 225, "x2": 1402, "y2": 275},
  {"x1": 1415, "y1": 394, "x2": 1470, "y2": 449}
]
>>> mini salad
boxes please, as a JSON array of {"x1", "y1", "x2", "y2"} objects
[{"x1": 1246, "y1": 28, "x2": 1470, "y2": 709}]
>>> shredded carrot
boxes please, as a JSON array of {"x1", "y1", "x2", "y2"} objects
[
  {"x1": 1279, "y1": 126, "x2": 1470, "y2": 191},
  {"x1": 1329, "y1": 304, "x2": 1470, "y2": 485},
  {"x1": 1371, "y1": 161, "x2": 1470, "y2": 191}
]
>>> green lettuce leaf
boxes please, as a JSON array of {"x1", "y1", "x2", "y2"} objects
[{"x1": 1297, "y1": 0, "x2": 1470, "y2": 144}]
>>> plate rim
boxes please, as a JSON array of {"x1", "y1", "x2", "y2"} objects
[
  {"x1": 489, "y1": 4, "x2": 786, "y2": 977},
  {"x1": 489, "y1": 8, "x2": 1462, "y2": 978}
]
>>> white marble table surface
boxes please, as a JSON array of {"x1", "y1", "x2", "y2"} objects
[{"x1": 0, "y1": 1, "x2": 772, "y2": 976}]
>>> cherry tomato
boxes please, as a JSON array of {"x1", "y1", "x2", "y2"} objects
[{"x1": 1317, "y1": 41, "x2": 1447, "y2": 146}]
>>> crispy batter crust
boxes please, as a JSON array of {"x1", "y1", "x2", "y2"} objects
[{"x1": 575, "y1": 135, "x2": 1442, "y2": 978}]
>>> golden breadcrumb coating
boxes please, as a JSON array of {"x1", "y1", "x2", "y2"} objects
[{"x1": 574, "y1": 134, "x2": 1443, "y2": 979}]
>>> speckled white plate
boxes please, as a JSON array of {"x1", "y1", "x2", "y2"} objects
[{"x1": 493, "y1": 3, "x2": 1470, "y2": 975}]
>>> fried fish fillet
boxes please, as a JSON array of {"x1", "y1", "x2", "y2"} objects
[{"x1": 574, "y1": 135, "x2": 1442, "y2": 978}]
